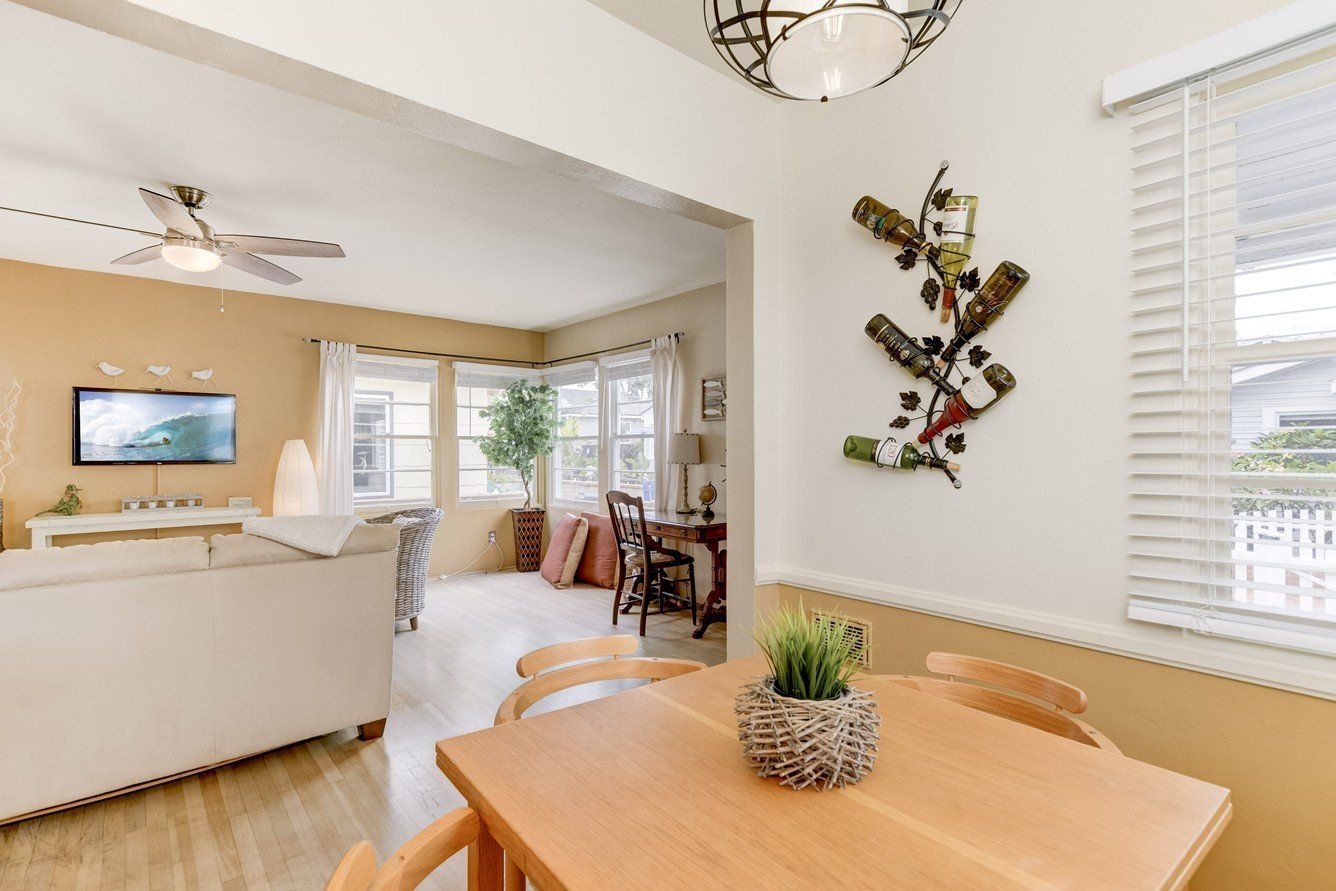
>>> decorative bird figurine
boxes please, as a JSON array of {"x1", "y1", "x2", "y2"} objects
[
  {"x1": 145, "y1": 364, "x2": 173, "y2": 385},
  {"x1": 190, "y1": 368, "x2": 219, "y2": 389},
  {"x1": 94, "y1": 362, "x2": 126, "y2": 385},
  {"x1": 44, "y1": 483, "x2": 84, "y2": 516}
]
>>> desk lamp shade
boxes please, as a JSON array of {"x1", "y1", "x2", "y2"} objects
[
  {"x1": 273, "y1": 439, "x2": 320, "y2": 516},
  {"x1": 668, "y1": 433, "x2": 701, "y2": 466}
]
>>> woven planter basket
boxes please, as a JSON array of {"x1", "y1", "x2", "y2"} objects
[
  {"x1": 735, "y1": 677, "x2": 881, "y2": 791},
  {"x1": 511, "y1": 507, "x2": 546, "y2": 573}
]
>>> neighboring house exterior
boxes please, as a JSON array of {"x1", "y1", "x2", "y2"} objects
[{"x1": 1231, "y1": 358, "x2": 1336, "y2": 448}]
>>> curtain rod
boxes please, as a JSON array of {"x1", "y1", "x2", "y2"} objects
[{"x1": 300, "y1": 332, "x2": 682, "y2": 369}]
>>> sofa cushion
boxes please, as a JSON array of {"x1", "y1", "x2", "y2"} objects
[
  {"x1": 576, "y1": 512, "x2": 619, "y2": 589},
  {"x1": 0, "y1": 536, "x2": 210, "y2": 592},
  {"x1": 209, "y1": 524, "x2": 399, "y2": 569},
  {"x1": 541, "y1": 513, "x2": 588, "y2": 589}
]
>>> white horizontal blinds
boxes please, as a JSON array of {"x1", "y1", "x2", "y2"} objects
[
  {"x1": 598, "y1": 349, "x2": 652, "y2": 381},
  {"x1": 355, "y1": 354, "x2": 438, "y2": 383},
  {"x1": 1129, "y1": 27, "x2": 1336, "y2": 652},
  {"x1": 452, "y1": 362, "x2": 540, "y2": 389},
  {"x1": 542, "y1": 360, "x2": 597, "y2": 387}
]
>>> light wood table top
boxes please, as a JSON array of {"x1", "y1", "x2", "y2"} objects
[{"x1": 437, "y1": 655, "x2": 1230, "y2": 890}]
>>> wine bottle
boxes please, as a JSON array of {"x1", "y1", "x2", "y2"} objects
[
  {"x1": 938, "y1": 195, "x2": 978, "y2": 323},
  {"x1": 843, "y1": 434, "x2": 960, "y2": 472},
  {"x1": 864, "y1": 313, "x2": 953, "y2": 392},
  {"x1": 852, "y1": 197, "x2": 940, "y2": 259},
  {"x1": 917, "y1": 363, "x2": 1017, "y2": 444},
  {"x1": 938, "y1": 260, "x2": 1030, "y2": 367}
]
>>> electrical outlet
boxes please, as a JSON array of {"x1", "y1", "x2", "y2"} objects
[{"x1": 487, "y1": 531, "x2": 497, "y2": 544}]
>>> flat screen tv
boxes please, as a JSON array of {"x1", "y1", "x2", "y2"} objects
[{"x1": 72, "y1": 387, "x2": 237, "y2": 465}]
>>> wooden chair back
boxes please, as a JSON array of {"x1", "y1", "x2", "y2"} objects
[
  {"x1": 325, "y1": 808, "x2": 479, "y2": 890},
  {"x1": 878, "y1": 652, "x2": 1120, "y2": 754},
  {"x1": 606, "y1": 490, "x2": 669, "y2": 562},
  {"x1": 497, "y1": 635, "x2": 705, "y2": 725}
]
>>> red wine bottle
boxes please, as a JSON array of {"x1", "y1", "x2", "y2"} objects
[{"x1": 918, "y1": 364, "x2": 1016, "y2": 444}]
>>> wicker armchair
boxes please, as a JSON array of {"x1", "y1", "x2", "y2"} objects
[{"x1": 366, "y1": 507, "x2": 444, "y2": 630}]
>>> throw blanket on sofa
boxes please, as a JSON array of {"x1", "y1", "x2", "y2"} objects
[{"x1": 242, "y1": 515, "x2": 364, "y2": 557}]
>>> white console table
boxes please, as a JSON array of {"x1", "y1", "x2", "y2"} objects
[{"x1": 26, "y1": 506, "x2": 261, "y2": 549}]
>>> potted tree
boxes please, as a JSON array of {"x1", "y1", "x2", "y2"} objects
[{"x1": 478, "y1": 379, "x2": 557, "y2": 572}]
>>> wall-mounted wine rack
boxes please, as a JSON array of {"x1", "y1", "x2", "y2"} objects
[{"x1": 845, "y1": 160, "x2": 1029, "y2": 489}]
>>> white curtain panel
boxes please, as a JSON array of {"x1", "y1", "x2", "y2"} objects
[
  {"x1": 316, "y1": 341, "x2": 357, "y2": 515},
  {"x1": 649, "y1": 334, "x2": 679, "y2": 513}
]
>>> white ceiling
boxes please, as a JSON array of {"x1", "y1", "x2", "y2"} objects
[
  {"x1": 585, "y1": 1, "x2": 743, "y2": 82},
  {"x1": 0, "y1": 2, "x2": 725, "y2": 331}
]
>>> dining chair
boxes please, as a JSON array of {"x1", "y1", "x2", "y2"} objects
[
  {"x1": 606, "y1": 490, "x2": 698, "y2": 636},
  {"x1": 326, "y1": 807, "x2": 480, "y2": 890},
  {"x1": 880, "y1": 652, "x2": 1122, "y2": 753},
  {"x1": 495, "y1": 634, "x2": 706, "y2": 725}
]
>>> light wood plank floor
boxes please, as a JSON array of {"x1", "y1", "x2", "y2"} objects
[{"x1": 0, "y1": 572, "x2": 725, "y2": 889}]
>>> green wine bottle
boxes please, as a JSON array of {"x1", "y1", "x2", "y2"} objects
[
  {"x1": 938, "y1": 260, "x2": 1030, "y2": 367},
  {"x1": 843, "y1": 435, "x2": 960, "y2": 472},
  {"x1": 852, "y1": 196, "x2": 940, "y2": 259},
  {"x1": 865, "y1": 313, "x2": 953, "y2": 392},
  {"x1": 938, "y1": 195, "x2": 978, "y2": 323}
]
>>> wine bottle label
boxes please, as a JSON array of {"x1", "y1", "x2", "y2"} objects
[
  {"x1": 874, "y1": 437, "x2": 900, "y2": 466},
  {"x1": 940, "y1": 205, "x2": 971, "y2": 242},
  {"x1": 959, "y1": 376, "x2": 998, "y2": 411}
]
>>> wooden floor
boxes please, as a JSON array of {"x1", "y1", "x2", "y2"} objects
[{"x1": 0, "y1": 572, "x2": 725, "y2": 890}]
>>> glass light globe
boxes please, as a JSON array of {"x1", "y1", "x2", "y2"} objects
[
  {"x1": 161, "y1": 237, "x2": 221, "y2": 272},
  {"x1": 766, "y1": 6, "x2": 912, "y2": 101}
]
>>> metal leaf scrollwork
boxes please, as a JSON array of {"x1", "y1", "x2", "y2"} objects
[
  {"x1": 957, "y1": 267, "x2": 981, "y2": 292},
  {"x1": 889, "y1": 416, "x2": 910, "y2": 429},
  {"x1": 895, "y1": 250, "x2": 919, "y2": 270},
  {"x1": 933, "y1": 220, "x2": 944, "y2": 237},
  {"x1": 931, "y1": 187, "x2": 953, "y2": 211},
  {"x1": 944, "y1": 433, "x2": 967, "y2": 454},
  {"x1": 967, "y1": 345, "x2": 991, "y2": 368},
  {"x1": 899, "y1": 391, "x2": 922, "y2": 412},
  {"x1": 920, "y1": 335, "x2": 944, "y2": 358},
  {"x1": 920, "y1": 278, "x2": 940, "y2": 310}
]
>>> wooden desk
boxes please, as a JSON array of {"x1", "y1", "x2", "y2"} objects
[
  {"x1": 437, "y1": 655, "x2": 1231, "y2": 891},
  {"x1": 638, "y1": 509, "x2": 725, "y2": 639}
]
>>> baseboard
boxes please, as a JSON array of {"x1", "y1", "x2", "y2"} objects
[{"x1": 759, "y1": 565, "x2": 1336, "y2": 701}]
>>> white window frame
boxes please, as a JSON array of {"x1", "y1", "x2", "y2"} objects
[
  {"x1": 353, "y1": 355, "x2": 439, "y2": 511},
  {"x1": 545, "y1": 361, "x2": 600, "y2": 510},
  {"x1": 454, "y1": 362, "x2": 542, "y2": 509}
]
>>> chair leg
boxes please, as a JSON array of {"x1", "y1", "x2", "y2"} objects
[
  {"x1": 638, "y1": 571, "x2": 651, "y2": 637},
  {"x1": 687, "y1": 563, "x2": 698, "y2": 625},
  {"x1": 506, "y1": 856, "x2": 525, "y2": 890},
  {"x1": 409, "y1": 616, "x2": 419, "y2": 631}
]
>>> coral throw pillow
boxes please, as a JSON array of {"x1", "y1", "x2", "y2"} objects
[
  {"x1": 541, "y1": 513, "x2": 589, "y2": 589},
  {"x1": 576, "y1": 512, "x2": 619, "y2": 589}
]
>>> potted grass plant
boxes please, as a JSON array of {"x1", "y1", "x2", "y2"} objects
[
  {"x1": 735, "y1": 605, "x2": 882, "y2": 791},
  {"x1": 477, "y1": 379, "x2": 557, "y2": 572}
]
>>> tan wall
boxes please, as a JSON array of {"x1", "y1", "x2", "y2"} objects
[
  {"x1": 542, "y1": 283, "x2": 727, "y2": 554},
  {"x1": 766, "y1": 584, "x2": 1336, "y2": 890},
  {"x1": 0, "y1": 259, "x2": 543, "y2": 574}
]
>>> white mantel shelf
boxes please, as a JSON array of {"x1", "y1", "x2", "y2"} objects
[{"x1": 25, "y1": 506, "x2": 261, "y2": 549}]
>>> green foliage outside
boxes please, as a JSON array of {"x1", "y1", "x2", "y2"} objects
[
  {"x1": 1231, "y1": 424, "x2": 1336, "y2": 512},
  {"x1": 477, "y1": 380, "x2": 557, "y2": 509},
  {"x1": 755, "y1": 604, "x2": 862, "y2": 701}
]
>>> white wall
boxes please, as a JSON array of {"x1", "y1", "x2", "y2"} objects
[{"x1": 772, "y1": 0, "x2": 1336, "y2": 695}]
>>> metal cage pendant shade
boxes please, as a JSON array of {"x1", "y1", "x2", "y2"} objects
[{"x1": 705, "y1": 1, "x2": 960, "y2": 102}]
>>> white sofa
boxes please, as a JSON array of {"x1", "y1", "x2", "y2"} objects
[{"x1": 0, "y1": 525, "x2": 399, "y2": 824}]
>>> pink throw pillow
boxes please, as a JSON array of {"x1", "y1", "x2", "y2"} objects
[{"x1": 540, "y1": 513, "x2": 589, "y2": 589}]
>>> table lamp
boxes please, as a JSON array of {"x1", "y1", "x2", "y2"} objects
[{"x1": 668, "y1": 432, "x2": 701, "y2": 515}]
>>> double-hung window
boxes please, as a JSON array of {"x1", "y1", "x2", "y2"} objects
[
  {"x1": 546, "y1": 361, "x2": 600, "y2": 507},
  {"x1": 353, "y1": 355, "x2": 438, "y2": 508},
  {"x1": 601, "y1": 351, "x2": 656, "y2": 505},
  {"x1": 1125, "y1": 27, "x2": 1336, "y2": 655},
  {"x1": 454, "y1": 363, "x2": 538, "y2": 504}
]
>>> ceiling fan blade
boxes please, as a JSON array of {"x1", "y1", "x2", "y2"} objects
[
  {"x1": 110, "y1": 244, "x2": 163, "y2": 265},
  {"x1": 222, "y1": 251, "x2": 301, "y2": 285},
  {"x1": 0, "y1": 205, "x2": 159, "y2": 237},
  {"x1": 214, "y1": 234, "x2": 345, "y2": 258},
  {"x1": 138, "y1": 187, "x2": 203, "y2": 239}
]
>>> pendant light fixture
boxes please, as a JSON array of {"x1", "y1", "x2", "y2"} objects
[{"x1": 704, "y1": 1, "x2": 961, "y2": 102}]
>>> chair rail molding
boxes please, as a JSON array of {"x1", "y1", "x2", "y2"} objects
[{"x1": 759, "y1": 565, "x2": 1336, "y2": 701}]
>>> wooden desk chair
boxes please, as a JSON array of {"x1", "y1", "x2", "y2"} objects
[
  {"x1": 880, "y1": 652, "x2": 1122, "y2": 754},
  {"x1": 495, "y1": 634, "x2": 706, "y2": 725},
  {"x1": 326, "y1": 807, "x2": 480, "y2": 890},
  {"x1": 606, "y1": 490, "x2": 698, "y2": 636}
]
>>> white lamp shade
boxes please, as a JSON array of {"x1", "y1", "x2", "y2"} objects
[
  {"x1": 765, "y1": 4, "x2": 912, "y2": 100},
  {"x1": 273, "y1": 439, "x2": 320, "y2": 516},
  {"x1": 668, "y1": 433, "x2": 701, "y2": 466}
]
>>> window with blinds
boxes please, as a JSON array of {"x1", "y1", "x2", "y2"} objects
[
  {"x1": 353, "y1": 356, "x2": 438, "y2": 508},
  {"x1": 1127, "y1": 28, "x2": 1336, "y2": 655},
  {"x1": 453, "y1": 363, "x2": 541, "y2": 504},
  {"x1": 545, "y1": 361, "x2": 599, "y2": 506}
]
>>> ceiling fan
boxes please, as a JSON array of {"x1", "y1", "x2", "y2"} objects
[{"x1": 0, "y1": 185, "x2": 344, "y2": 285}]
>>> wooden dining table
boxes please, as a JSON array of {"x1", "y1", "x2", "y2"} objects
[{"x1": 436, "y1": 655, "x2": 1231, "y2": 890}]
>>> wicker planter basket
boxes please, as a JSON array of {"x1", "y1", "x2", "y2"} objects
[
  {"x1": 735, "y1": 677, "x2": 881, "y2": 791},
  {"x1": 511, "y1": 507, "x2": 546, "y2": 572}
]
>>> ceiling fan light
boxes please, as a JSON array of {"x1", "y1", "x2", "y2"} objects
[
  {"x1": 161, "y1": 237, "x2": 221, "y2": 272},
  {"x1": 766, "y1": 7, "x2": 911, "y2": 101}
]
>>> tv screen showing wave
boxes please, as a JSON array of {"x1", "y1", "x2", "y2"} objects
[{"x1": 73, "y1": 387, "x2": 237, "y2": 465}]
